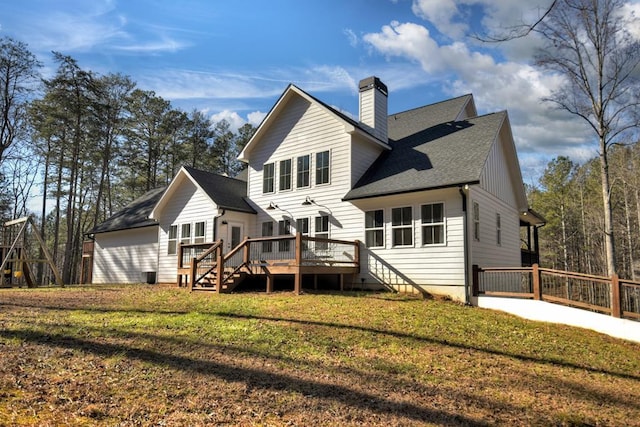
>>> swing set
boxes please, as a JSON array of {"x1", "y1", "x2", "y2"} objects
[{"x1": 0, "y1": 216, "x2": 63, "y2": 287}]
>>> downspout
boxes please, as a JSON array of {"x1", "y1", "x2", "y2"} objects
[
  {"x1": 459, "y1": 186, "x2": 471, "y2": 305},
  {"x1": 213, "y1": 209, "x2": 225, "y2": 241}
]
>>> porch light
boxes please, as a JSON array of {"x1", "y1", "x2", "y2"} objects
[
  {"x1": 267, "y1": 202, "x2": 278, "y2": 210},
  {"x1": 301, "y1": 196, "x2": 314, "y2": 206}
]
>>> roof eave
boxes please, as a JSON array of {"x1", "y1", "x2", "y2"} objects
[{"x1": 343, "y1": 180, "x2": 481, "y2": 201}]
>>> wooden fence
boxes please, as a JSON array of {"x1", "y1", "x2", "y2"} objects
[{"x1": 473, "y1": 264, "x2": 640, "y2": 320}]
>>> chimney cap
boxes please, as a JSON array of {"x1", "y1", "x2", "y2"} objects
[{"x1": 359, "y1": 76, "x2": 388, "y2": 96}]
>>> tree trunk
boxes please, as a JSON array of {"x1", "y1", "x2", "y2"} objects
[{"x1": 600, "y1": 139, "x2": 616, "y2": 277}]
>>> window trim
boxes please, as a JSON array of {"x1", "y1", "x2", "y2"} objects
[
  {"x1": 168, "y1": 224, "x2": 178, "y2": 255},
  {"x1": 391, "y1": 206, "x2": 413, "y2": 247},
  {"x1": 263, "y1": 162, "x2": 275, "y2": 194},
  {"x1": 421, "y1": 202, "x2": 446, "y2": 246},
  {"x1": 473, "y1": 201, "x2": 480, "y2": 241},
  {"x1": 261, "y1": 221, "x2": 273, "y2": 253},
  {"x1": 315, "y1": 215, "x2": 330, "y2": 250},
  {"x1": 194, "y1": 221, "x2": 206, "y2": 244},
  {"x1": 364, "y1": 209, "x2": 385, "y2": 248},
  {"x1": 278, "y1": 219, "x2": 291, "y2": 252},
  {"x1": 279, "y1": 158, "x2": 292, "y2": 191},
  {"x1": 315, "y1": 150, "x2": 330, "y2": 186},
  {"x1": 180, "y1": 223, "x2": 191, "y2": 245},
  {"x1": 296, "y1": 154, "x2": 310, "y2": 189}
]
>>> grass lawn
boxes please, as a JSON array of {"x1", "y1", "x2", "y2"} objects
[{"x1": 0, "y1": 285, "x2": 639, "y2": 426}]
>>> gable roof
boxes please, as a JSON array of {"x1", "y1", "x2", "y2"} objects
[
  {"x1": 151, "y1": 166, "x2": 256, "y2": 218},
  {"x1": 238, "y1": 84, "x2": 390, "y2": 162},
  {"x1": 86, "y1": 186, "x2": 165, "y2": 235},
  {"x1": 344, "y1": 98, "x2": 509, "y2": 200},
  {"x1": 183, "y1": 166, "x2": 256, "y2": 213}
]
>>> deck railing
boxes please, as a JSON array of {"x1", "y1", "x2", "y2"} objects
[
  {"x1": 180, "y1": 234, "x2": 360, "y2": 292},
  {"x1": 473, "y1": 264, "x2": 640, "y2": 320}
]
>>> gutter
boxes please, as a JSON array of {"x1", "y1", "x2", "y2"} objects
[
  {"x1": 459, "y1": 185, "x2": 471, "y2": 305},
  {"x1": 213, "y1": 209, "x2": 226, "y2": 241}
]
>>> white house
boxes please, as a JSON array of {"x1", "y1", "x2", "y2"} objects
[{"x1": 85, "y1": 77, "x2": 543, "y2": 302}]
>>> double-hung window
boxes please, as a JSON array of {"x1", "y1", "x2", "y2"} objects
[
  {"x1": 391, "y1": 206, "x2": 413, "y2": 247},
  {"x1": 473, "y1": 202, "x2": 480, "y2": 241},
  {"x1": 168, "y1": 225, "x2": 178, "y2": 255},
  {"x1": 180, "y1": 223, "x2": 191, "y2": 245},
  {"x1": 279, "y1": 159, "x2": 292, "y2": 191},
  {"x1": 297, "y1": 217, "x2": 310, "y2": 250},
  {"x1": 194, "y1": 221, "x2": 206, "y2": 243},
  {"x1": 365, "y1": 210, "x2": 384, "y2": 248},
  {"x1": 278, "y1": 219, "x2": 291, "y2": 252},
  {"x1": 261, "y1": 221, "x2": 273, "y2": 253},
  {"x1": 296, "y1": 155, "x2": 310, "y2": 188},
  {"x1": 421, "y1": 203, "x2": 445, "y2": 245},
  {"x1": 315, "y1": 151, "x2": 330, "y2": 185},
  {"x1": 263, "y1": 163, "x2": 275, "y2": 193},
  {"x1": 315, "y1": 215, "x2": 329, "y2": 250}
]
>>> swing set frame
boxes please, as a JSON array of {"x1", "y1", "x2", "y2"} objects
[{"x1": 0, "y1": 216, "x2": 64, "y2": 287}]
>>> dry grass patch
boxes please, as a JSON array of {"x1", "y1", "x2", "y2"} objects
[{"x1": 0, "y1": 285, "x2": 638, "y2": 426}]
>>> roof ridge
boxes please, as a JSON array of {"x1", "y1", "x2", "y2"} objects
[{"x1": 389, "y1": 93, "x2": 473, "y2": 117}]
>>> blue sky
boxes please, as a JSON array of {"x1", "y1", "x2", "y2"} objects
[{"x1": 3, "y1": 0, "x2": 639, "y2": 184}]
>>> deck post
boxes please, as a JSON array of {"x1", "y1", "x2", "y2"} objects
[
  {"x1": 294, "y1": 233, "x2": 302, "y2": 294},
  {"x1": 472, "y1": 264, "x2": 479, "y2": 296},
  {"x1": 266, "y1": 273, "x2": 273, "y2": 293},
  {"x1": 532, "y1": 263, "x2": 542, "y2": 300},
  {"x1": 611, "y1": 273, "x2": 621, "y2": 318},
  {"x1": 354, "y1": 240, "x2": 361, "y2": 273},
  {"x1": 216, "y1": 241, "x2": 224, "y2": 293},
  {"x1": 189, "y1": 257, "x2": 196, "y2": 291}
]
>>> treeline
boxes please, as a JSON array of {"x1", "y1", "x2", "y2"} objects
[
  {"x1": 530, "y1": 143, "x2": 640, "y2": 280},
  {"x1": 0, "y1": 38, "x2": 255, "y2": 284}
]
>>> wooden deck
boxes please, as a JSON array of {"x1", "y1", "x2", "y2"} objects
[{"x1": 177, "y1": 233, "x2": 360, "y2": 293}]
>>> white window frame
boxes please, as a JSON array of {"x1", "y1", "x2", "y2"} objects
[
  {"x1": 473, "y1": 201, "x2": 480, "y2": 241},
  {"x1": 296, "y1": 154, "x2": 310, "y2": 188},
  {"x1": 261, "y1": 221, "x2": 273, "y2": 253},
  {"x1": 263, "y1": 162, "x2": 275, "y2": 194},
  {"x1": 315, "y1": 215, "x2": 329, "y2": 250},
  {"x1": 315, "y1": 150, "x2": 330, "y2": 185},
  {"x1": 180, "y1": 223, "x2": 191, "y2": 245},
  {"x1": 364, "y1": 209, "x2": 385, "y2": 248},
  {"x1": 391, "y1": 206, "x2": 413, "y2": 247},
  {"x1": 421, "y1": 202, "x2": 446, "y2": 246},
  {"x1": 168, "y1": 224, "x2": 178, "y2": 255},
  {"x1": 278, "y1": 219, "x2": 291, "y2": 252},
  {"x1": 194, "y1": 221, "x2": 206, "y2": 244},
  {"x1": 279, "y1": 158, "x2": 292, "y2": 191}
]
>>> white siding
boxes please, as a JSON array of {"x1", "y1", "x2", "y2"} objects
[
  {"x1": 92, "y1": 227, "x2": 158, "y2": 284},
  {"x1": 480, "y1": 127, "x2": 519, "y2": 208},
  {"x1": 245, "y1": 94, "x2": 357, "y2": 238},
  {"x1": 350, "y1": 188, "x2": 466, "y2": 300},
  {"x1": 350, "y1": 134, "x2": 384, "y2": 186},
  {"x1": 469, "y1": 186, "x2": 521, "y2": 268},
  {"x1": 156, "y1": 178, "x2": 219, "y2": 283}
]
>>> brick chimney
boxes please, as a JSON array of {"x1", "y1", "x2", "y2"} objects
[{"x1": 358, "y1": 76, "x2": 388, "y2": 142}]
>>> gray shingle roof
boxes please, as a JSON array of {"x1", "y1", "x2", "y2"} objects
[
  {"x1": 183, "y1": 166, "x2": 256, "y2": 214},
  {"x1": 87, "y1": 186, "x2": 165, "y2": 234},
  {"x1": 344, "y1": 97, "x2": 506, "y2": 200}
]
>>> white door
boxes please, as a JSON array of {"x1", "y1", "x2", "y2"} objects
[{"x1": 226, "y1": 222, "x2": 244, "y2": 252}]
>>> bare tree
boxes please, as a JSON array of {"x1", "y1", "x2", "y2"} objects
[
  {"x1": 535, "y1": 0, "x2": 640, "y2": 276},
  {"x1": 0, "y1": 37, "x2": 41, "y2": 166}
]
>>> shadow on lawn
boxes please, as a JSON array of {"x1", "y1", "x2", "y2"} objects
[
  {"x1": 216, "y1": 312, "x2": 640, "y2": 382},
  {"x1": 0, "y1": 328, "x2": 488, "y2": 427}
]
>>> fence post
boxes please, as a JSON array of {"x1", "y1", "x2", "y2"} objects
[
  {"x1": 216, "y1": 241, "x2": 224, "y2": 293},
  {"x1": 532, "y1": 263, "x2": 542, "y2": 300},
  {"x1": 472, "y1": 264, "x2": 479, "y2": 296},
  {"x1": 611, "y1": 273, "x2": 621, "y2": 318},
  {"x1": 189, "y1": 257, "x2": 196, "y2": 291}
]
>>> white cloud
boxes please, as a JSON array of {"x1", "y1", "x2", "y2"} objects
[
  {"x1": 343, "y1": 28, "x2": 359, "y2": 48},
  {"x1": 210, "y1": 110, "x2": 245, "y2": 131},
  {"x1": 411, "y1": 0, "x2": 468, "y2": 39},
  {"x1": 247, "y1": 111, "x2": 267, "y2": 126}
]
